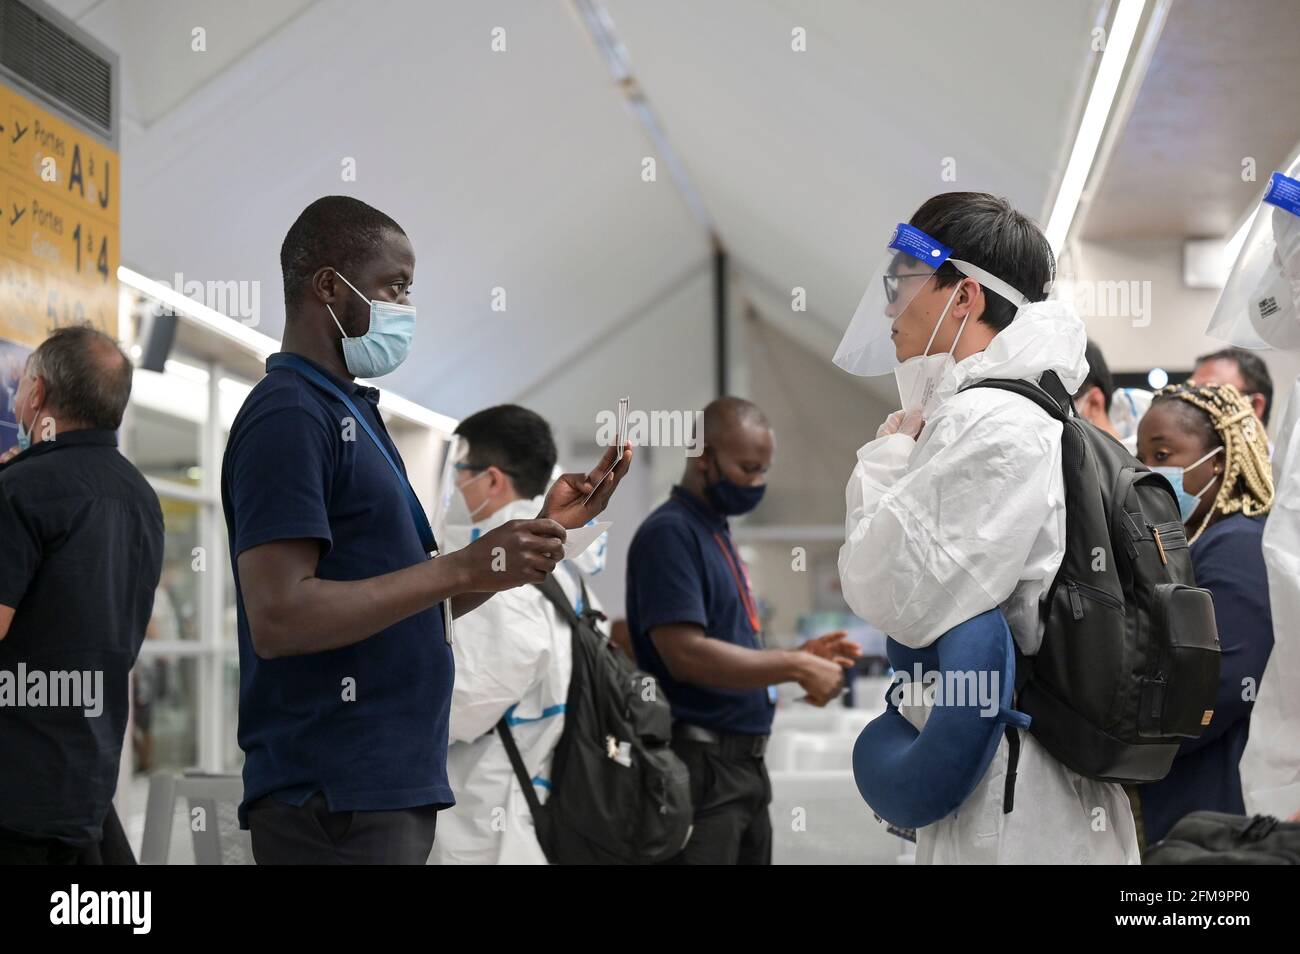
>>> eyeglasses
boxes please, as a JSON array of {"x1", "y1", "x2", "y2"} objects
[
  {"x1": 454, "y1": 461, "x2": 516, "y2": 479},
  {"x1": 882, "y1": 272, "x2": 934, "y2": 305}
]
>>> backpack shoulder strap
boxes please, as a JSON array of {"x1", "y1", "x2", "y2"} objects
[
  {"x1": 535, "y1": 571, "x2": 608, "y2": 636},
  {"x1": 1037, "y1": 370, "x2": 1073, "y2": 411},
  {"x1": 959, "y1": 370, "x2": 1071, "y2": 423},
  {"x1": 493, "y1": 573, "x2": 584, "y2": 837},
  {"x1": 495, "y1": 715, "x2": 545, "y2": 818},
  {"x1": 533, "y1": 572, "x2": 580, "y2": 627}
]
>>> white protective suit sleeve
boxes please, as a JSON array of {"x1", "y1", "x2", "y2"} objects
[
  {"x1": 1241, "y1": 386, "x2": 1300, "y2": 817},
  {"x1": 447, "y1": 588, "x2": 551, "y2": 743},
  {"x1": 839, "y1": 391, "x2": 1060, "y2": 649}
]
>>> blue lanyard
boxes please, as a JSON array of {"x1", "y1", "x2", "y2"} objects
[{"x1": 266, "y1": 354, "x2": 437, "y2": 556}]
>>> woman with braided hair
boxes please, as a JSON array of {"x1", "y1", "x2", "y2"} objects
[{"x1": 1133, "y1": 381, "x2": 1275, "y2": 845}]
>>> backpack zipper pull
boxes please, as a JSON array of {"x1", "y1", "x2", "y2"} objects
[
  {"x1": 1148, "y1": 671, "x2": 1167, "y2": 720},
  {"x1": 1151, "y1": 524, "x2": 1169, "y2": 565},
  {"x1": 1244, "y1": 815, "x2": 1278, "y2": 840},
  {"x1": 1067, "y1": 582, "x2": 1084, "y2": 620}
]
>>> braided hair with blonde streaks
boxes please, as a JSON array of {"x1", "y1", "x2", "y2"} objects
[{"x1": 1150, "y1": 381, "x2": 1273, "y2": 544}]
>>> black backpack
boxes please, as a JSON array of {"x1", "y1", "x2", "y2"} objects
[
  {"x1": 1144, "y1": 812, "x2": 1300, "y2": 864},
  {"x1": 961, "y1": 371, "x2": 1221, "y2": 786},
  {"x1": 495, "y1": 573, "x2": 693, "y2": 864}
]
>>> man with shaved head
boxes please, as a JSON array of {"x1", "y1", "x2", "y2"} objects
[
  {"x1": 0, "y1": 325, "x2": 164, "y2": 863},
  {"x1": 626, "y1": 396, "x2": 857, "y2": 864}
]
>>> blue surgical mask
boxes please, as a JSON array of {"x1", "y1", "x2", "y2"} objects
[
  {"x1": 1152, "y1": 445, "x2": 1223, "y2": 523},
  {"x1": 14, "y1": 387, "x2": 35, "y2": 452},
  {"x1": 327, "y1": 269, "x2": 416, "y2": 378},
  {"x1": 704, "y1": 450, "x2": 766, "y2": 516}
]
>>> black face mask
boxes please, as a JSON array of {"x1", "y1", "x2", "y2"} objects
[{"x1": 704, "y1": 449, "x2": 766, "y2": 516}]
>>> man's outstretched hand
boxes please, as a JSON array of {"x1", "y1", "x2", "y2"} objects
[
  {"x1": 799, "y1": 630, "x2": 861, "y2": 669},
  {"x1": 539, "y1": 442, "x2": 633, "y2": 529}
]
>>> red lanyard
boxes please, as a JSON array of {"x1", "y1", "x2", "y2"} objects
[{"x1": 713, "y1": 532, "x2": 761, "y2": 634}]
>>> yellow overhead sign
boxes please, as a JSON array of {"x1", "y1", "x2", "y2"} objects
[{"x1": 0, "y1": 81, "x2": 119, "y2": 348}]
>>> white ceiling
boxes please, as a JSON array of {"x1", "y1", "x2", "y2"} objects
[
  {"x1": 45, "y1": 0, "x2": 1103, "y2": 418},
  {"x1": 605, "y1": 0, "x2": 1103, "y2": 335},
  {"x1": 1080, "y1": 0, "x2": 1300, "y2": 241},
  {"x1": 48, "y1": 0, "x2": 318, "y2": 127}
]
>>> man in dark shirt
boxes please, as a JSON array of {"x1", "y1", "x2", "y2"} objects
[
  {"x1": 626, "y1": 397, "x2": 856, "y2": 864},
  {"x1": 224, "y1": 196, "x2": 629, "y2": 864},
  {"x1": 0, "y1": 326, "x2": 164, "y2": 864}
]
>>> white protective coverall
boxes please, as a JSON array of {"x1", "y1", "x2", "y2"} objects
[
  {"x1": 429, "y1": 496, "x2": 605, "y2": 864},
  {"x1": 1239, "y1": 383, "x2": 1300, "y2": 818},
  {"x1": 839, "y1": 298, "x2": 1141, "y2": 864}
]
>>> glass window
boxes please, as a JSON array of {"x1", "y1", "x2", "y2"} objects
[
  {"x1": 124, "y1": 405, "x2": 201, "y2": 486},
  {"x1": 153, "y1": 498, "x2": 202, "y2": 641},
  {"x1": 223, "y1": 654, "x2": 244, "y2": 773},
  {"x1": 130, "y1": 656, "x2": 199, "y2": 774}
]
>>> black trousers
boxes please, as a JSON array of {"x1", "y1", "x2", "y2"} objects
[
  {"x1": 0, "y1": 804, "x2": 135, "y2": 865},
  {"x1": 664, "y1": 738, "x2": 772, "y2": 865},
  {"x1": 247, "y1": 792, "x2": 438, "y2": 865}
]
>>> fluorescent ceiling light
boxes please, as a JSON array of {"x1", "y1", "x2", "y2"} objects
[
  {"x1": 118, "y1": 265, "x2": 277, "y2": 359},
  {"x1": 371, "y1": 389, "x2": 458, "y2": 434},
  {"x1": 1045, "y1": 0, "x2": 1147, "y2": 253},
  {"x1": 162, "y1": 358, "x2": 211, "y2": 384}
]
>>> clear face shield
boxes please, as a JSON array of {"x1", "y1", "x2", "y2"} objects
[
  {"x1": 834, "y1": 223, "x2": 953, "y2": 377},
  {"x1": 1206, "y1": 164, "x2": 1300, "y2": 351},
  {"x1": 432, "y1": 435, "x2": 476, "y2": 553},
  {"x1": 1109, "y1": 387, "x2": 1154, "y2": 444},
  {"x1": 833, "y1": 223, "x2": 1031, "y2": 380}
]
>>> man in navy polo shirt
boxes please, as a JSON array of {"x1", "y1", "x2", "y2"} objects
[
  {"x1": 626, "y1": 397, "x2": 857, "y2": 865},
  {"x1": 222, "y1": 196, "x2": 629, "y2": 864}
]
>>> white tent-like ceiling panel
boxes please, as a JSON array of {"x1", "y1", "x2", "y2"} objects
[
  {"x1": 46, "y1": 0, "x2": 1105, "y2": 420},
  {"x1": 604, "y1": 0, "x2": 1104, "y2": 339}
]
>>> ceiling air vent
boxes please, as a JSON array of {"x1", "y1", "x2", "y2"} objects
[{"x1": 0, "y1": 0, "x2": 113, "y2": 141}]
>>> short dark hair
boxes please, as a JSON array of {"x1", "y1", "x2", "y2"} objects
[
  {"x1": 280, "y1": 196, "x2": 405, "y2": 312},
  {"x1": 454, "y1": 404, "x2": 557, "y2": 499},
  {"x1": 29, "y1": 325, "x2": 133, "y2": 430},
  {"x1": 1194, "y1": 346, "x2": 1273, "y2": 425},
  {"x1": 1074, "y1": 339, "x2": 1114, "y2": 412},
  {"x1": 909, "y1": 192, "x2": 1055, "y2": 332}
]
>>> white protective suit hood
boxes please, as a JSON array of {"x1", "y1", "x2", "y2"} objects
[{"x1": 932, "y1": 297, "x2": 1090, "y2": 410}]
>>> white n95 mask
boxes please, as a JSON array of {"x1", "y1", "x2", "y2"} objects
[
  {"x1": 1206, "y1": 166, "x2": 1300, "y2": 350},
  {"x1": 1246, "y1": 205, "x2": 1300, "y2": 349},
  {"x1": 893, "y1": 283, "x2": 967, "y2": 421},
  {"x1": 327, "y1": 269, "x2": 416, "y2": 378}
]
